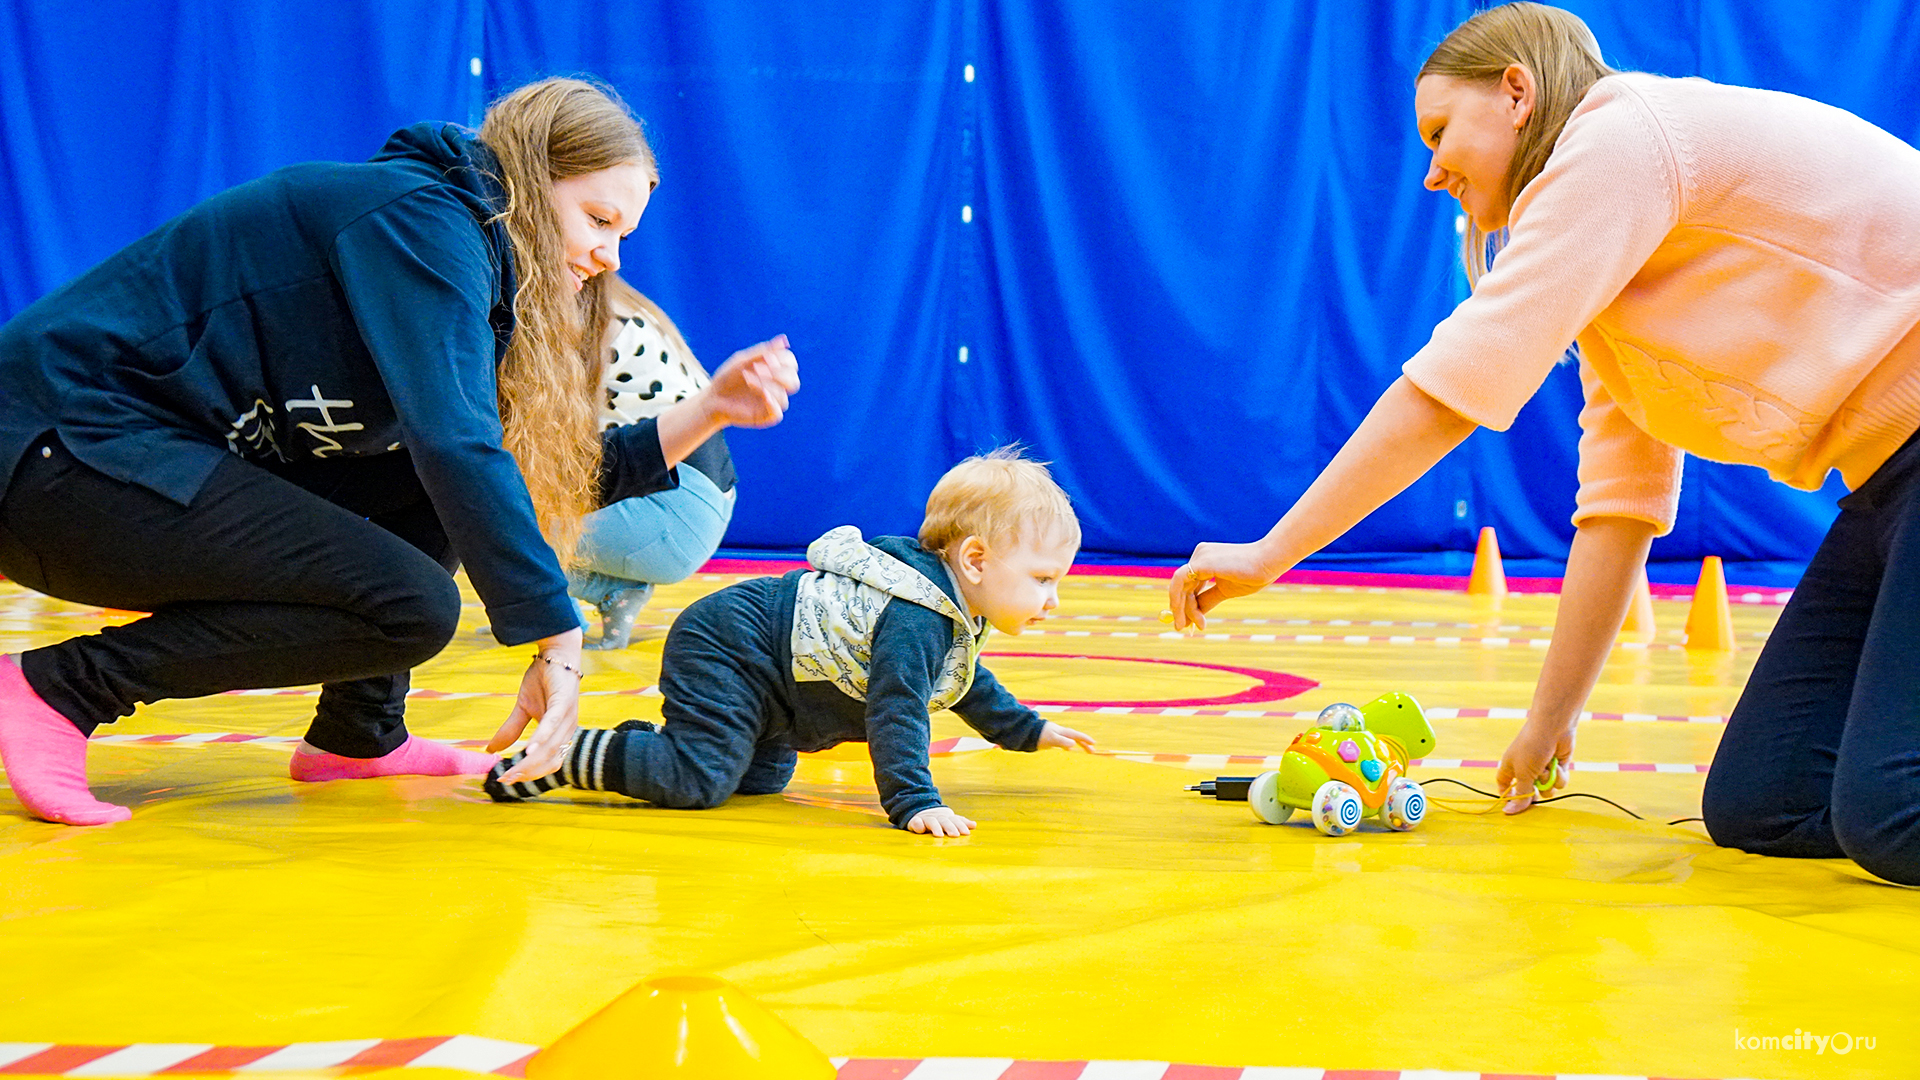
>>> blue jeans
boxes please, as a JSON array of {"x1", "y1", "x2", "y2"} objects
[
  {"x1": 1703, "y1": 431, "x2": 1920, "y2": 886},
  {"x1": 567, "y1": 468, "x2": 734, "y2": 607}
]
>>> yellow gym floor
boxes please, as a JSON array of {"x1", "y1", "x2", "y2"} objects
[{"x1": 1, "y1": 567, "x2": 1914, "y2": 1080}]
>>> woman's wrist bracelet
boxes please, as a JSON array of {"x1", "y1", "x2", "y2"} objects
[{"x1": 535, "y1": 653, "x2": 584, "y2": 679}]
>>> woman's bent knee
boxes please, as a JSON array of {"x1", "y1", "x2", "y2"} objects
[
  {"x1": 1702, "y1": 767, "x2": 1765, "y2": 849},
  {"x1": 377, "y1": 569, "x2": 462, "y2": 666},
  {"x1": 1702, "y1": 767, "x2": 1844, "y2": 859},
  {"x1": 1833, "y1": 797, "x2": 1920, "y2": 886}
]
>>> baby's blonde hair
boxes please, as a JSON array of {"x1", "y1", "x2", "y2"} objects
[{"x1": 919, "y1": 447, "x2": 1081, "y2": 554}]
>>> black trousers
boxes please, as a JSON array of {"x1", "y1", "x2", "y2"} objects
[
  {"x1": 610, "y1": 576, "x2": 797, "y2": 808},
  {"x1": 1703, "y1": 431, "x2": 1920, "y2": 886},
  {"x1": 0, "y1": 435, "x2": 462, "y2": 757}
]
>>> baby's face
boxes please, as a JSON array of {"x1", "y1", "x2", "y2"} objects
[{"x1": 951, "y1": 525, "x2": 1078, "y2": 635}]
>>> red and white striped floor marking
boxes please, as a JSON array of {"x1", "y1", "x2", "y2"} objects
[
  {"x1": 81, "y1": 733, "x2": 1708, "y2": 773},
  {"x1": 201, "y1": 685, "x2": 1729, "y2": 726},
  {"x1": 1021, "y1": 627, "x2": 1716, "y2": 651},
  {"x1": 1057, "y1": 613, "x2": 1770, "y2": 639},
  {"x1": 82, "y1": 726, "x2": 998, "y2": 753},
  {"x1": 1030, "y1": 704, "x2": 1728, "y2": 724},
  {"x1": 207, "y1": 686, "x2": 664, "y2": 700},
  {"x1": 0, "y1": 1042, "x2": 1743, "y2": 1079}
]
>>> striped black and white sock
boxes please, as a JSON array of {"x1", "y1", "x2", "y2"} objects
[{"x1": 483, "y1": 721, "x2": 656, "y2": 803}]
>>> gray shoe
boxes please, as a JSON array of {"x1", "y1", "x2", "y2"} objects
[{"x1": 585, "y1": 584, "x2": 654, "y2": 650}]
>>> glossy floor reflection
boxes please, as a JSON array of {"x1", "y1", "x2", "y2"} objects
[{"x1": 1, "y1": 569, "x2": 1913, "y2": 1080}]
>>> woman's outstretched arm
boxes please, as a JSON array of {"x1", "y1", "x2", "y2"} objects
[
  {"x1": 1496, "y1": 514, "x2": 1656, "y2": 809},
  {"x1": 1167, "y1": 375, "x2": 1478, "y2": 629}
]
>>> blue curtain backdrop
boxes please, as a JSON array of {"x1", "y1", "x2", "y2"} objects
[{"x1": 5, "y1": 1, "x2": 1916, "y2": 582}]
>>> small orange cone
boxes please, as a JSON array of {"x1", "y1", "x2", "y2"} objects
[
  {"x1": 1467, "y1": 526, "x2": 1507, "y2": 597},
  {"x1": 1683, "y1": 556, "x2": 1737, "y2": 652},
  {"x1": 527, "y1": 974, "x2": 836, "y2": 1080},
  {"x1": 1618, "y1": 567, "x2": 1656, "y2": 642}
]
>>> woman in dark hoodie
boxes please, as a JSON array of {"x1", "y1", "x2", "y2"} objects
[{"x1": 0, "y1": 77, "x2": 799, "y2": 825}]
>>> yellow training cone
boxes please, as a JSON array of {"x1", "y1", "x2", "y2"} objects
[
  {"x1": 526, "y1": 974, "x2": 836, "y2": 1080},
  {"x1": 1618, "y1": 566, "x2": 1656, "y2": 642},
  {"x1": 1466, "y1": 526, "x2": 1507, "y2": 597},
  {"x1": 1683, "y1": 556, "x2": 1737, "y2": 652}
]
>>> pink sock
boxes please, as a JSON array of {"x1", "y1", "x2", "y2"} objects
[
  {"x1": 0, "y1": 656, "x2": 131, "y2": 826},
  {"x1": 289, "y1": 735, "x2": 495, "y2": 782}
]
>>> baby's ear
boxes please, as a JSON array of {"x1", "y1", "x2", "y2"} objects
[{"x1": 953, "y1": 535, "x2": 990, "y2": 582}]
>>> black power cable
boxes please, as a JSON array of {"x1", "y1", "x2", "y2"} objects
[{"x1": 1419, "y1": 776, "x2": 1706, "y2": 826}]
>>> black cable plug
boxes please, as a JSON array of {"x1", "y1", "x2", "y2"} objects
[{"x1": 1185, "y1": 776, "x2": 1258, "y2": 800}]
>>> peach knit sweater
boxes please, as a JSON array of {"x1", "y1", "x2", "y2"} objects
[{"x1": 1403, "y1": 73, "x2": 1920, "y2": 534}]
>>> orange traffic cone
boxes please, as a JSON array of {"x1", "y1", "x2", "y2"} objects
[
  {"x1": 527, "y1": 974, "x2": 836, "y2": 1080},
  {"x1": 1618, "y1": 567, "x2": 1656, "y2": 642},
  {"x1": 1467, "y1": 526, "x2": 1507, "y2": 597},
  {"x1": 1683, "y1": 556, "x2": 1737, "y2": 652}
]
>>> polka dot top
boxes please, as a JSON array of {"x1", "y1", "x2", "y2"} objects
[{"x1": 598, "y1": 314, "x2": 708, "y2": 430}]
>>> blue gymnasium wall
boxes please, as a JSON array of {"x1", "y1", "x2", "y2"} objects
[{"x1": 5, "y1": 2, "x2": 1918, "y2": 581}]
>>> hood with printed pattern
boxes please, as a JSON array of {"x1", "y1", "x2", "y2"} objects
[{"x1": 790, "y1": 526, "x2": 984, "y2": 710}]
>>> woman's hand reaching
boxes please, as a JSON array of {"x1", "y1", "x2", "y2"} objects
[
  {"x1": 487, "y1": 627, "x2": 584, "y2": 784},
  {"x1": 1494, "y1": 717, "x2": 1575, "y2": 814},
  {"x1": 1167, "y1": 540, "x2": 1280, "y2": 632},
  {"x1": 703, "y1": 335, "x2": 800, "y2": 428}
]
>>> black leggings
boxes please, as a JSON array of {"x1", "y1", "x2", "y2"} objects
[
  {"x1": 0, "y1": 436, "x2": 462, "y2": 757},
  {"x1": 1703, "y1": 431, "x2": 1920, "y2": 886}
]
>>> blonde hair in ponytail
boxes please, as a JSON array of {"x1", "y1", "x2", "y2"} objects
[
  {"x1": 479, "y1": 77, "x2": 656, "y2": 561},
  {"x1": 1420, "y1": 3, "x2": 1615, "y2": 282}
]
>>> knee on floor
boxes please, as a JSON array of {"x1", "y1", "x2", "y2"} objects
[
  {"x1": 1701, "y1": 768, "x2": 1770, "y2": 849},
  {"x1": 1701, "y1": 770, "x2": 1839, "y2": 859},
  {"x1": 1832, "y1": 794, "x2": 1920, "y2": 887}
]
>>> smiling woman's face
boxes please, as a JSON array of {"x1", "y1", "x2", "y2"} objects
[
  {"x1": 548, "y1": 162, "x2": 653, "y2": 291},
  {"x1": 1414, "y1": 69, "x2": 1533, "y2": 232}
]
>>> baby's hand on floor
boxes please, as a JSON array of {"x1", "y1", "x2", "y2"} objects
[
  {"x1": 1038, "y1": 722, "x2": 1096, "y2": 752},
  {"x1": 908, "y1": 806, "x2": 976, "y2": 837}
]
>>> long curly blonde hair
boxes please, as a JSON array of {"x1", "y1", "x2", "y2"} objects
[
  {"x1": 1420, "y1": 3, "x2": 1615, "y2": 282},
  {"x1": 480, "y1": 77, "x2": 656, "y2": 561}
]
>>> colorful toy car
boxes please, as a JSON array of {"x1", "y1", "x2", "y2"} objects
[{"x1": 1247, "y1": 692, "x2": 1436, "y2": 835}]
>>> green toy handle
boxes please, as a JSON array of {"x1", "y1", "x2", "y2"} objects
[{"x1": 1534, "y1": 760, "x2": 1565, "y2": 793}]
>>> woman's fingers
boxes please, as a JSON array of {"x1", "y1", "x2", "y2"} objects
[
  {"x1": 512, "y1": 687, "x2": 580, "y2": 782},
  {"x1": 1182, "y1": 587, "x2": 1207, "y2": 632},
  {"x1": 717, "y1": 345, "x2": 799, "y2": 427},
  {"x1": 1496, "y1": 743, "x2": 1561, "y2": 814},
  {"x1": 495, "y1": 660, "x2": 582, "y2": 783},
  {"x1": 486, "y1": 705, "x2": 531, "y2": 754},
  {"x1": 750, "y1": 362, "x2": 790, "y2": 413},
  {"x1": 501, "y1": 723, "x2": 566, "y2": 783},
  {"x1": 1167, "y1": 564, "x2": 1201, "y2": 631}
]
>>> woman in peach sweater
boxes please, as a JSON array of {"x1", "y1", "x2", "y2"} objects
[{"x1": 1168, "y1": 3, "x2": 1920, "y2": 885}]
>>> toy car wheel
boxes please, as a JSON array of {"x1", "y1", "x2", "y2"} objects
[
  {"x1": 1248, "y1": 770, "x2": 1290, "y2": 824},
  {"x1": 1311, "y1": 780, "x2": 1363, "y2": 836},
  {"x1": 1382, "y1": 777, "x2": 1426, "y2": 831}
]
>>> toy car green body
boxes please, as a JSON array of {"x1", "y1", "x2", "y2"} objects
[{"x1": 1248, "y1": 692, "x2": 1436, "y2": 835}]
